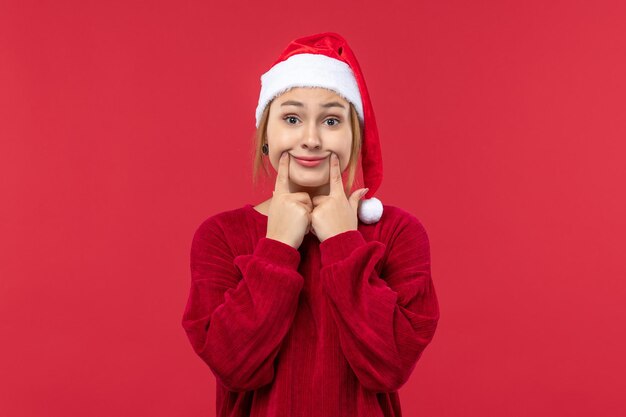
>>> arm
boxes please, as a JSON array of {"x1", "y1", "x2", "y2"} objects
[
  {"x1": 181, "y1": 217, "x2": 304, "y2": 392},
  {"x1": 319, "y1": 214, "x2": 440, "y2": 393}
]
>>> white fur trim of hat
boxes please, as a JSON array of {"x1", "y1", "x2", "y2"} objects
[{"x1": 255, "y1": 53, "x2": 364, "y2": 127}]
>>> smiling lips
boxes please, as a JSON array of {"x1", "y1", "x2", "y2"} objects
[{"x1": 292, "y1": 155, "x2": 327, "y2": 167}]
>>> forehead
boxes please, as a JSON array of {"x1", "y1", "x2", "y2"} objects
[{"x1": 274, "y1": 86, "x2": 349, "y2": 105}]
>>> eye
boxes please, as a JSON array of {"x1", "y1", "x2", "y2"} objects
[
  {"x1": 324, "y1": 118, "x2": 341, "y2": 127},
  {"x1": 283, "y1": 116, "x2": 300, "y2": 125}
]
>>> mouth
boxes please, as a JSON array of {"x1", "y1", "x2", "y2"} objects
[{"x1": 291, "y1": 154, "x2": 328, "y2": 168}]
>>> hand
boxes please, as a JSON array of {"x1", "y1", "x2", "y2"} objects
[
  {"x1": 266, "y1": 152, "x2": 314, "y2": 249},
  {"x1": 310, "y1": 152, "x2": 368, "y2": 242}
]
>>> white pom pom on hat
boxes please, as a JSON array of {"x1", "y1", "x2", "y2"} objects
[
  {"x1": 357, "y1": 197, "x2": 383, "y2": 224},
  {"x1": 256, "y1": 32, "x2": 384, "y2": 224}
]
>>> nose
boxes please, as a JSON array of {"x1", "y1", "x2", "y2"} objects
[{"x1": 301, "y1": 121, "x2": 321, "y2": 150}]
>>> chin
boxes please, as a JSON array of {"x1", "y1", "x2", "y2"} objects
[
  {"x1": 291, "y1": 178, "x2": 328, "y2": 188},
  {"x1": 293, "y1": 180, "x2": 326, "y2": 189},
  {"x1": 291, "y1": 172, "x2": 328, "y2": 186}
]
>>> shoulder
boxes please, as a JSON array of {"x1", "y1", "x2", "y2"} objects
[
  {"x1": 192, "y1": 205, "x2": 250, "y2": 242},
  {"x1": 379, "y1": 203, "x2": 429, "y2": 240},
  {"x1": 376, "y1": 204, "x2": 431, "y2": 271}
]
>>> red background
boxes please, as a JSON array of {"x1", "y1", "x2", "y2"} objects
[{"x1": 1, "y1": 1, "x2": 625, "y2": 416}]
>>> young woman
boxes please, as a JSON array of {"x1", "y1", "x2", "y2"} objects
[{"x1": 181, "y1": 32, "x2": 440, "y2": 417}]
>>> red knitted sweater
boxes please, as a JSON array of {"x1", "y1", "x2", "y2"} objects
[{"x1": 181, "y1": 203, "x2": 440, "y2": 417}]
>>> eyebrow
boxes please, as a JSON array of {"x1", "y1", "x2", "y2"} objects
[{"x1": 280, "y1": 100, "x2": 346, "y2": 109}]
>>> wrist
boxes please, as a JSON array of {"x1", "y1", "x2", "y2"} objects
[{"x1": 266, "y1": 234, "x2": 297, "y2": 250}]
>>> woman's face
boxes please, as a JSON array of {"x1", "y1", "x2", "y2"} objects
[{"x1": 266, "y1": 87, "x2": 353, "y2": 195}]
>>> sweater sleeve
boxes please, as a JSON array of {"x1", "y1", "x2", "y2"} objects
[
  {"x1": 181, "y1": 217, "x2": 304, "y2": 392},
  {"x1": 318, "y1": 214, "x2": 440, "y2": 393}
]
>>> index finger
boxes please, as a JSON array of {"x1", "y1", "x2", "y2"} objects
[
  {"x1": 274, "y1": 151, "x2": 291, "y2": 195},
  {"x1": 329, "y1": 152, "x2": 345, "y2": 197}
]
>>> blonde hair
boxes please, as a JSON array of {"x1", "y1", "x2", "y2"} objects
[{"x1": 252, "y1": 100, "x2": 363, "y2": 195}]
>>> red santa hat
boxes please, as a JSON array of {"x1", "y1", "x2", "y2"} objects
[{"x1": 255, "y1": 32, "x2": 384, "y2": 224}]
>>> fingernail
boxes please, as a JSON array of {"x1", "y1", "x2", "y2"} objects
[{"x1": 361, "y1": 188, "x2": 369, "y2": 198}]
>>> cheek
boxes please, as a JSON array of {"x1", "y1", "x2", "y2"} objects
[
  {"x1": 269, "y1": 152, "x2": 284, "y2": 171},
  {"x1": 341, "y1": 155, "x2": 350, "y2": 172},
  {"x1": 335, "y1": 144, "x2": 352, "y2": 171},
  {"x1": 337, "y1": 132, "x2": 352, "y2": 166},
  {"x1": 266, "y1": 130, "x2": 289, "y2": 165}
]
